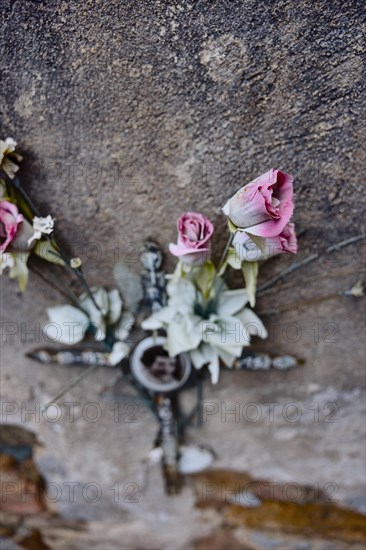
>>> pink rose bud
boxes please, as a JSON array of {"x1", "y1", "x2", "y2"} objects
[
  {"x1": 223, "y1": 168, "x2": 294, "y2": 237},
  {"x1": 0, "y1": 200, "x2": 23, "y2": 253},
  {"x1": 169, "y1": 212, "x2": 214, "y2": 265},
  {"x1": 233, "y1": 222, "x2": 297, "y2": 262}
]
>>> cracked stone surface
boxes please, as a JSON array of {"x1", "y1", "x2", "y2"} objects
[{"x1": 1, "y1": 0, "x2": 365, "y2": 547}]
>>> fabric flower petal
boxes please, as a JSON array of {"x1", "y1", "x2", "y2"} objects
[
  {"x1": 114, "y1": 311, "x2": 134, "y2": 341},
  {"x1": 236, "y1": 308, "x2": 268, "y2": 339},
  {"x1": 166, "y1": 313, "x2": 202, "y2": 357},
  {"x1": 79, "y1": 287, "x2": 109, "y2": 340},
  {"x1": 217, "y1": 289, "x2": 249, "y2": 317},
  {"x1": 108, "y1": 341, "x2": 130, "y2": 367},
  {"x1": 141, "y1": 305, "x2": 177, "y2": 330},
  {"x1": 190, "y1": 344, "x2": 221, "y2": 384},
  {"x1": 108, "y1": 288, "x2": 123, "y2": 325},
  {"x1": 46, "y1": 305, "x2": 89, "y2": 344}
]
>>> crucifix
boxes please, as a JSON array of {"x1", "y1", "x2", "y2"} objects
[{"x1": 29, "y1": 240, "x2": 302, "y2": 494}]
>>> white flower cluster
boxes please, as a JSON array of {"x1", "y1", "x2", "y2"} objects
[
  {"x1": 47, "y1": 287, "x2": 134, "y2": 367},
  {"x1": 142, "y1": 279, "x2": 267, "y2": 383}
]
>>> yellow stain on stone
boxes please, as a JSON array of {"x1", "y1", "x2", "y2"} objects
[{"x1": 191, "y1": 469, "x2": 366, "y2": 543}]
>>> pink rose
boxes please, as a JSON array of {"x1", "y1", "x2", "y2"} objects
[
  {"x1": 0, "y1": 200, "x2": 23, "y2": 253},
  {"x1": 169, "y1": 212, "x2": 214, "y2": 265},
  {"x1": 223, "y1": 168, "x2": 294, "y2": 237},
  {"x1": 233, "y1": 222, "x2": 297, "y2": 262}
]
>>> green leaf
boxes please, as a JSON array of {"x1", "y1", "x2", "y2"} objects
[
  {"x1": 226, "y1": 247, "x2": 242, "y2": 270},
  {"x1": 8, "y1": 252, "x2": 30, "y2": 291},
  {"x1": 6, "y1": 184, "x2": 34, "y2": 222},
  {"x1": 0, "y1": 179, "x2": 10, "y2": 200},
  {"x1": 193, "y1": 260, "x2": 216, "y2": 300},
  {"x1": 227, "y1": 218, "x2": 238, "y2": 234},
  {"x1": 242, "y1": 261, "x2": 259, "y2": 308},
  {"x1": 33, "y1": 240, "x2": 66, "y2": 266}
]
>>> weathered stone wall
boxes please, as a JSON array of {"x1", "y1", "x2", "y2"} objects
[{"x1": 1, "y1": 1, "x2": 365, "y2": 548}]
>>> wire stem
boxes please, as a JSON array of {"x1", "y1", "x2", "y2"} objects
[
  {"x1": 258, "y1": 234, "x2": 365, "y2": 293},
  {"x1": 217, "y1": 232, "x2": 234, "y2": 276},
  {"x1": 42, "y1": 364, "x2": 100, "y2": 411},
  {"x1": 8, "y1": 174, "x2": 102, "y2": 312}
]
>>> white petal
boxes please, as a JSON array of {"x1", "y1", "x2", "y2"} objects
[
  {"x1": 202, "y1": 315, "x2": 250, "y2": 349},
  {"x1": 226, "y1": 248, "x2": 243, "y2": 270},
  {"x1": 190, "y1": 347, "x2": 206, "y2": 369},
  {"x1": 141, "y1": 305, "x2": 177, "y2": 330},
  {"x1": 236, "y1": 308, "x2": 268, "y2": 339},
  {"x1": 0, "y1": 252, "x2": 14, "y2": 273},
  {"x1": 232, "y1": 231, "x2": 264, "y2": 262},
  {"x1": 217, "y1": 289, "x2": 249, "y2": 316},
  {"x1": 93, "y1": 320, "x2": 106, "y2": 341},
  {"x1": 5, "y1": 137, "x2": 17, "y2": 151},
  {"x1": 80, "y1": 286, "x2": 109, "y2": 316},
  {"x1": 205, "y1": 346, "x2": 220, "y2": 384},
  {"x1": 167, "y1": 279, "x2": 196, "y2": 307},
  {"x1": 222, "y1": 198, "x2": 231, "y2": 216},
  {"x1": 166, "y1": 314, "x2": 201, "y2": 356},
  {"x1": 108, "y1": 288, "x2": 123, "y2": 324},
  {"x1": 190, "y1": 343, "x2": 220, "y2": 384},
  {"x1": 27, "y1": 230, "x2": 42, "y2": 247},
  {"x1": 46, "y1": 305, "x2": 89, "y2": 344},
  {"x1": 32, "y1": 215, "x2": 54, "y2": 234},
  {"x1": 113, "y1": 311, "x2": 134, "y2": 341},
  {"x1": 216, "y1": 346, "x2": 238, "y2": 367},
  {"x1": 79, "y1": 286, "x2": 109, "y2": 339},
  {"x1": 7, "y1": 252, "x2": 30, "y2": 291},
  {"x1": 190, "y1": 343, "x2": 212, "y2": 369},
  {"x1": 108, "y1": 341, "x2": 130, "y2": 366},
  {"x1": 141, "y1": 315, "x2": 163, "y2": 331}
]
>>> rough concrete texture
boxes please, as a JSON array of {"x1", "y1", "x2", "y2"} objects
[{"x1": 1, "y1": 0, "x2": 365, "y2": 548}]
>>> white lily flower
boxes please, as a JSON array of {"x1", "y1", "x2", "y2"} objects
[
  {"x1": 141, "y1": 279, "x2": 197, "y2": 331},
  {"x1": 28, "y1": 215, "x2": 54, "y2": 246},
  {"x1": 142, "y1": 277, "x2": 267, "y2": 384}
]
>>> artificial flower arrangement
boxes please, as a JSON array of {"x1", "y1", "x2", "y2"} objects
[
  {"x1": 142, "y1": 172, "x2": 297, "y2": 383},
  {"x1": 1, "y1": 136, "x2": 298, "y2": 491},
  {"x1": 0, "y1": 137, "x2": 133, "y2": 368}
]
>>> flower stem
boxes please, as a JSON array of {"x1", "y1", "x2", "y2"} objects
[
  {"x1": 30, "y1": 264, "x2": 80, "y2": 306},
  {"x1": 42, "y1": 363, "x2": 100, "y2": 411},
  {"x1": 217, "y1": 232, "x2": 234, "y2": 277},
  {"x1": 258, "y1": 233, "x2": 366, "y2": 292},
  {"x1": 7, "y1": 174, "x2": 102, "y2": 312},
  {"x1": 9, "y1": 175, "x2": 42, "y2": 217}
]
